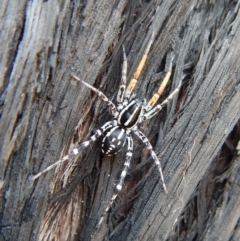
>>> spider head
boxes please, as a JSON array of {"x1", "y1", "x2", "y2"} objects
[{"x1": 118, "y1": 100, "x2": 143, "y2": 129}]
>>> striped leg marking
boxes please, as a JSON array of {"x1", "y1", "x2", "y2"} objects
[
  {"x1": 117, "y1": 46, "x2": 128, "y2": 103},
  {"x1": 31, "y1": 121, "x2": 115, "y2": 181},
  {"x1": 96, "y1": 194, "x2": 118, "y2": 229},
  {"x1": 124, "y1": 32, "x2": 155, "y2": 99},
  {"x1": 134, "y1": 129, "x2": 168, "y2": 194},
  {"x1": 116, "y1": 136, "x2": 133, "y2": 191},
  {"x1": 143, "y1": 80, "x2": 181, "y2": 120},
  {"x1": 158, "y1": 81, "x2": 181, "y2": 108},
  {"x1": 70, "y1": 74, "x2": 117, "y2": 115},
  {"x1": 96, "y1": 135, "x2": 133, "y2": 228},
  {"x1": 144, "y1": 59, "x2": 173, "y2": 112}
]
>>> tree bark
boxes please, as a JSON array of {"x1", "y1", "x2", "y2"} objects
[{"x1": 1, "y1": 0, "x2": 240, "y2": 241}]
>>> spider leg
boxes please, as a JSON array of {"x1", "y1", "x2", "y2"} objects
[
  {"x1": 116, "y1": 135, "x2": 133, "y2": 191},
  {"x1": 144, "y1": 59, "x2": 173, "y2": 112},
  {"x1": 117, "y1": 46, "x2": 127, "y2": 104},
  {"x1": 31, "y1": 121, "x2": 116, "y2": 181},
  {"x1": 143, "y1": 79, "x2": 181, "y2": 120},
  {"x1": 96, "y1": 135, "x2": 133, "y2": 228},
  {"x1": 134, "y1": 129, "x2": 168, "y2": 194},
  {"x1": 124, "y1": 32, "x2": 155, "y2": 99},
  {"x1": 70, "y1": 74, "x2": 117, "y2": 116}
]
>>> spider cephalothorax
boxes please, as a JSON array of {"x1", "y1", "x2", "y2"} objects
[{"x1": 31, "y1": 32, "x2": 182, "y2": 228}]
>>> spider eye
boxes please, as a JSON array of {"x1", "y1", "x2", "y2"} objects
[{"x1": 102, "y1": 127, "x2": 126, "y2": 155}]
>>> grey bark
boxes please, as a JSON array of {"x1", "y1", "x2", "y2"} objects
[{"x1": 0, "y1": 0, "x2": 240, "y2": 241}]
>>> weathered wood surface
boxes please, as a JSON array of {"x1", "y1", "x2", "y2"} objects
[{"x1": 1, "y1": 0, "x2": 240, "y2": 241}]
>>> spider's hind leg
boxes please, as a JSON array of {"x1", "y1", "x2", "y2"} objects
[
  {"x1": 116, "y1": 135, "x2": 133, "y2": 191},
  {"x1": 31, "y1": 121, "x2": 116, "y2": 181},
  {"x1": 96, "y1": 135, "x2": 133, "y2": 228},
  {"x1": 134, "y1": 129, "x2": 168, "y2": 194}
]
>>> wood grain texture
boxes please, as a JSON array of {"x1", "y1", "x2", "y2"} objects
[{"x1": 1, "y1": 0, "x2": 240, "y2": 241}]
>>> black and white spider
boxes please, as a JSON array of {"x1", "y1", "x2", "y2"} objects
[{"x1": 31, "y1": 32, "x2": 181, "y2": 228}]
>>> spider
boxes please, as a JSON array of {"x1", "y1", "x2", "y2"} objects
[{"x1": 31, "y1": 32, "x2": 182, "y2": 228}]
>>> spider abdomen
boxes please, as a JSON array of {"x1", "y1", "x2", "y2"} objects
[{"x1": 102, "y1": 126, "x2": 127, "y2": 155}]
